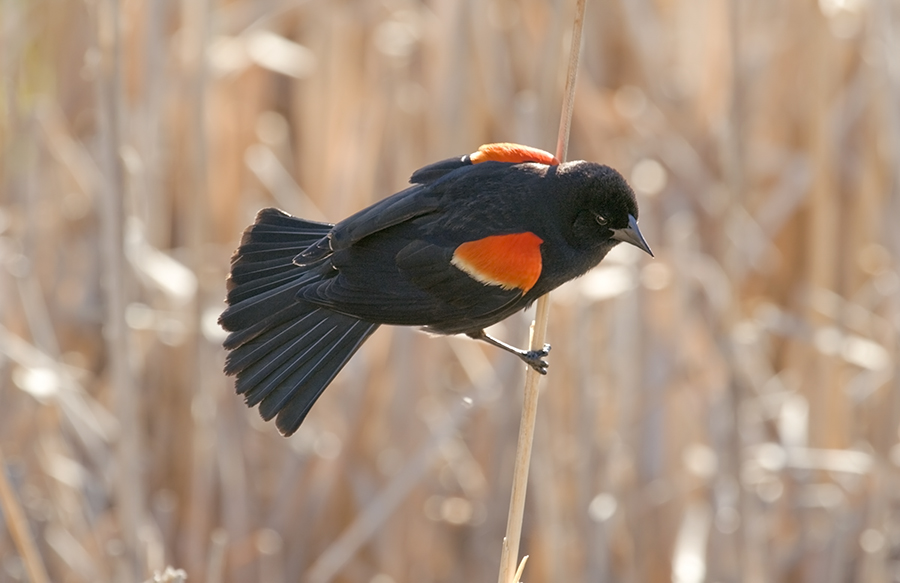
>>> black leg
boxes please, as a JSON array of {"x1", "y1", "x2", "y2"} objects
[{"x1": 466, "y1": 330, "x2": 551, "y2": 374}]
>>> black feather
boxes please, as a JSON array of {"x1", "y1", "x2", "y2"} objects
[
  {"x1": 220, "y1": 207, "x2": 379, "y2": 435},
  {"x1": 408, "y1": 155, "x2": 471, "y2": 184}
]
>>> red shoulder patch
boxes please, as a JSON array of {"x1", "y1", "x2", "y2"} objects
[
  {"x1": 451, "y1": 232, "x2": 543, "y2": 293},
  {"x1": 469, "y1": 143, "x2": 559, "y2": 166}
]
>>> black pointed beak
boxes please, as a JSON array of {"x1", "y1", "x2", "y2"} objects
[{"x1": 611, "y1": 214, "x2": 653, "y2": 257}]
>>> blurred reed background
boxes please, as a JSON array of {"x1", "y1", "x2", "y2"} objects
[{"x1": 1, "y1": 0, "x2": 899, "y2": 581}]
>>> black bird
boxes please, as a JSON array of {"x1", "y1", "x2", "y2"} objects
[{"x1": 219, "y1": 143, "x2": 652, "y2": 435}]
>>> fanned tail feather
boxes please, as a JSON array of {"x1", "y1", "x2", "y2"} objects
[{"x1": 219, "y1": 208, "x2": 379, "y2": 435}]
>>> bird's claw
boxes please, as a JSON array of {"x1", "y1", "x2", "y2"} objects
[{"x1": 522, "y1": 344, "x2": 551, "y2": 375}]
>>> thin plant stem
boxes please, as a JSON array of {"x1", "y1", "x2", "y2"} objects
[
  {"x1": 0, "y1": 446, "x2": 50, "y2": 583},
  {"x1": 95, "y1": 0, "x2": 144, "y2": 575},
  {"x1": 497, "y1": 1, "x2": 587, "y2": 582}
]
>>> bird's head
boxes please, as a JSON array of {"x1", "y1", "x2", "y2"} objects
[{"x1": 556, "y1": 161, "x2": 653, "y2": 257}]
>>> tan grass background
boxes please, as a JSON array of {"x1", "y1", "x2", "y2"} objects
[{"x1": 2, "y1": 0, "x2": 900, "y2": 581}]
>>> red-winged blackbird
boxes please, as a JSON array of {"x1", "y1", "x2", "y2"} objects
[{"x1": 219, "y1": 143, "x2": 652, "y2": 435}]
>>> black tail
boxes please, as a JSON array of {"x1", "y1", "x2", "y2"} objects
[{"x1": 219, "y1": 208, "x2": 379, "y2": 435}]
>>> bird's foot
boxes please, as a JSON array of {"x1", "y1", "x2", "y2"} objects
[
  {"x1": 467, "y1": 330, "x2": 552, "y2": 375},
  {"x1": 520, "y1": 344, "x2": 551, "y2": 375}
]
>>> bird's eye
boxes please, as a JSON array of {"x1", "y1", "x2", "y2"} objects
[{"x1": 595, "y1": 214, "x2": 609, "y2": 226}]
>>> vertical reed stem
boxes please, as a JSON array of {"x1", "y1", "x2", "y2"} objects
[
  {"x1": 0, "y1": 447, "x2": 50, "y2": 583},
  {"x1": 497, "y1": 2, "x2": 587, "y2": 582},
  {"x1": 96, "y1": 0, "x2": 144, "y2": 576}
]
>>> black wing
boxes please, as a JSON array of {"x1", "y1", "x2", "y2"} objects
[
  {"x1": 298, "y1": 215, "x2": 528, "y2": 334},
  {"x1": 297, "y1": 160, "x2": 554, "y2": 333}
]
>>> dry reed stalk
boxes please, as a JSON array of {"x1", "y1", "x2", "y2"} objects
[
  {"x1": 95, "y1": 0, "x2": 145, "y2": 576},
  {"x1": 179, "y1": 0, "x2": 215, "y2": 578},
  {"x1": 0, "y1": 446, "x2": 50, "y2": 583},
  {"x1": 305, "y1": 400, "x2": 472, "y2": 583},
  {"x1": 497, "y1": 2, "x2": 587, "y2": 582}
]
